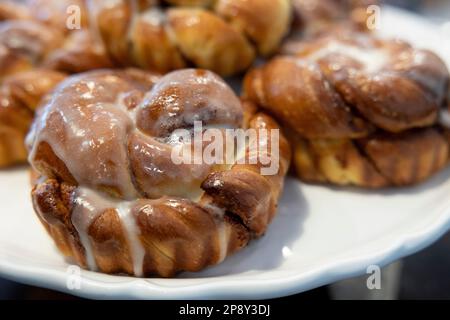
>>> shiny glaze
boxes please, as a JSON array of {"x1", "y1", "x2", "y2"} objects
[{"x1": 137, "y1": 69, "x2": 242, "y2": 137}]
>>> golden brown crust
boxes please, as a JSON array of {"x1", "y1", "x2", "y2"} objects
[
  {"x1": 29, "y1": 69, "x2": 291, "y2": 277},
  {"x1": 291, "y1": 128, "x2": 449, "y2": 188},
  {"x1": 359, "y1": 128, "x2": 449, "y2": 186},
  {"x1": 243, "y1": 57, "x2": 371, "y2": 139},
  {"x1": 129, "y1": 9, "x2": 186, "y2": 72},
  {"x1": 244, "y1": 30, "x2": 450, "y2": 187},
  {"x1": 0, "y1": 69, "x2": 65, "y2": 167},
  {"x1": 0, "y1": 20, "x2": 64, "y2": 64},
  {"x1": 292, "y1": 136, "x2": 388, "y2": 188},
  {"x1": 216, "y1": 0, "x2": 292, "y2": 56},
  {"x1": 291, "y1": 0, "x2": 379, "y2": 36},
  {"x1": 90, "y1": 0, "x2": 292, "y2": 76},
  {"x1": 0, "y1": 45, "x2": 33, "y2": 82},
  {"x1": 43, "y1": 30, "x2": 113, "y2": 73},
  {"x1": 0, "y1": 19, "x2": 112, "y2": 74},
  {"x1": 202, "y1": 110, "x2": 291, "y2": 236},
  {"x1": 0, "y1": 11, "x2": 112, "y2": 168},
  {"x1": 32, "y1": 178, "x2": 251, "y2": 277}
]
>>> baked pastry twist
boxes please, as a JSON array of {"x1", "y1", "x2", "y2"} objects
[
  {"x1": 28, "y1": 69, "x2": 290, "y2": 277},
  {"x1": 88, "y1": 0, "x2": 292, "y2": 76},
  {"x1": 0, "y1": 1, "x2": 112, "y2": 167},
  {"x1": 0, "y1": 0, "x2": 115, "y2": 78},
  {"x1": 244, "y1": 30, "x2": 450, "y2": 187}
]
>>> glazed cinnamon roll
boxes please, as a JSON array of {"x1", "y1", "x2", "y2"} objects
[
  {"x1": 0, "y1": 19, "x2": 111, "y2": 74},
  {"x1": 28, "y1": 69, "x2": 290, "y2": 277},
  {"x1": 244, "y1": 30, "x2": 450, "y2": 187},
  {"x1": 0, "y1": 0, "x2": 89, "y2": 28},
  {"x1": 88, "y1": 0, "x2": 292, "y2": 76}
]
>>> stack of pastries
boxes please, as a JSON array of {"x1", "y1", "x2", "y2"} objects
[{"x1": 0, "y1": 0, "x2": 448, "y2": 276}]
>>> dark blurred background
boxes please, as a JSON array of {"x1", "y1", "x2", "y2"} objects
[{"x1": 1, "y1": 0, "x2": 450, "y2": 300}]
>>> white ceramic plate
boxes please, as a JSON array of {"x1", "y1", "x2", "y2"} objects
[{"x1": 1, "y1": 6, "x2": 450, "y2": 300}]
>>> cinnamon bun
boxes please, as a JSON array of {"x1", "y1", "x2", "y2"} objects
[
  {"x1": 28, "y1": 69, "x2": 290, "y2": 277},
  {"x1": 244, "y1": 30, "x2": 450, "y2": 187}
]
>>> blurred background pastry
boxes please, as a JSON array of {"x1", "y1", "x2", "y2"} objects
[
  {"x1": 244, "y1": 29, "x2": 450, "y2": 187},
  {"x1": 0, "y1": 0, "x2": 113, "y2": 167}
]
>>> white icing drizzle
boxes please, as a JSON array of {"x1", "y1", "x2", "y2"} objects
[
  {"x1": 72, "y1": 187, "x2": 107, "y2": 271},
  {"x1": 308, "y1": 41, "x2": 389, "y2": 73},
  {"x1": 116, "y1": 202, "x2": 146, "y2": 277},
  {"x1": 72, "y1": 187, "x2": 146, "y2": 276},
  {"x1": 29, "y1": 69, "x2": 248, "y2": 275},
  {"x1": 27, "y1": 75, "x2": 141, "y2": 200},
  {"x1": 72, "y1": 187, "x2": 232, "y2": 274}
]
